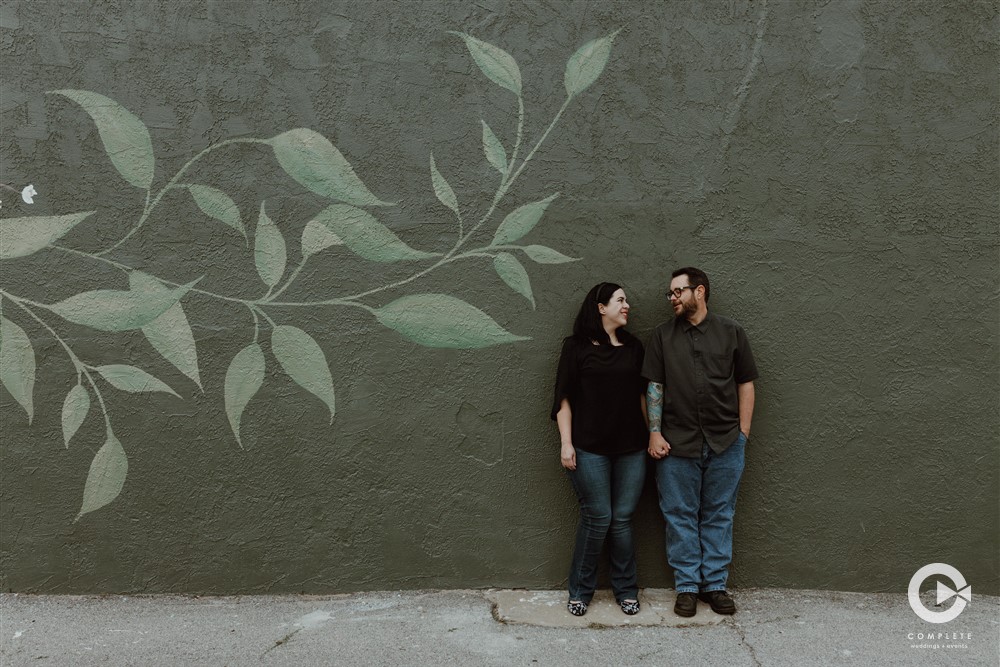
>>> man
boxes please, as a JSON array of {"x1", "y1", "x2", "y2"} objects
[{"x1": 642, "y1": 267, "x2": 758, "y2": 617}]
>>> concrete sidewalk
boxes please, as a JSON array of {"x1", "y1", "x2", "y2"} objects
[{"x1": 1, "y1": 588, "x2": 997, "y2": 666}]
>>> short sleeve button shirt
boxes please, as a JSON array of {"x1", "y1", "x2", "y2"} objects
[{"x1": 641, "y1": 312, "x2": 758, "y2": 458}]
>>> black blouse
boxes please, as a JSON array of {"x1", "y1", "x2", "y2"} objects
[{"x1": 550, "y1": 335, "x2": 648, "y2": 456}]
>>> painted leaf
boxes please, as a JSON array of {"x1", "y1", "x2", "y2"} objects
[
  {"x1": 0, "y1": 212, "x2": 96, "y2": 260},
  {"x1": 224, "y1": 343, "x2": 265, "y2": 448},
  {"x1": 308, "y1": 204, "x2": 439, "y2": 263},
  {"x1": 564, "y1": 29, "x2": 621, "y2": 98},
  {"x1": 301, "y1": 219, "x2": 344, "y2": 260},
  {"x1": 375, "y1": 294, "x2": 529, "y2": 349},
  {"x1": 255, "y1": 203, "x2": 287, "y2": 288},
  {"x1": 449, "y1": 32, "x2": 522, "y2": 96},
  {"x1": 61, "y1": 383, "x2": 91, "y2": 448},
  {"x1": 271, "y1": 325, "x2": 336, "y2": 424},
  {"x1": 522, "y1": 244, "x2": 578, "y2": 264},
  {"x1": 184, "y1": 184, "x2": 246, "y2": 239},
  {"x1": 493, "y1": 252, "x2": 535, "y2": 308},
  {"x1": 481, "y1": 120, "x2": 508, "y2": 175},
  {"x1": 429, "y1": 153, "x2": 459, "y2": 216},
  {"x1": 129, "y1": 273, "x2": 201, "y2": 390},
  {"x1": 49, "y1": 89, "x2": 154, "y2": 189},
  {"x1": 0, "y1": 316, "x2": 35, "y2": 423},
  {"x1": 49, "y1": 277, "x2": 199, "y2": 332},
  {"x1": 94, "y1": 364, "x2": 180, "y2": 397},
  {"x1": 492, "y1": 193, "x2": 559, "y2": 246},
  {"x1": 76, "y1": 426, "x2": 128, "y2": 520},
  {"x1": 268, "y1": 128, "x2": 392, "y2": 207}
]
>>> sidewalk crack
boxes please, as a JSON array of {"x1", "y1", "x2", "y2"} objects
[
  {"x1": 261, "y1": 627, "x2": 301, "y2": 658},
  {"x1": 727, "y1": 618, "x2": 762, "y2": 667}
]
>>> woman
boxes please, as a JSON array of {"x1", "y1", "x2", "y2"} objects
[{"x1": 551, "y1": 282, "x2": 648, "y2": 616}]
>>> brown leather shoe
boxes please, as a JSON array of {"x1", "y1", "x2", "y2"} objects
[
  {"x1": 698, "y1": 590, "x2": 736, "y2": 614},
  {"x1": 674, "y1": 592, "x2": 697, "y2": 617}
]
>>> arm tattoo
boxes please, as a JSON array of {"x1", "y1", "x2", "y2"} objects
[{"x1": 646, "y1": 382, "x2": 664, "y2": 432}]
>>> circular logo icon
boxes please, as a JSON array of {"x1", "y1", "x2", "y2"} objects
[{"x1": 908, "y1": 563, "x2": 971, "y2": 624}]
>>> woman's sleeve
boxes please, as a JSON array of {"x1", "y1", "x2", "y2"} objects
[{"x1": 550, "y1": 338, "x2": 577, "y2": 420}]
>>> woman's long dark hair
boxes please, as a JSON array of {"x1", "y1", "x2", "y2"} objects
[{"x1": 572, "y1": 282, "x2": 633, "y2": 345}]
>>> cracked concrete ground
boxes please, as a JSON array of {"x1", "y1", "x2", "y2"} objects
[{"x1": 1, "y1": 588, "x2": 997, "y2": 666}]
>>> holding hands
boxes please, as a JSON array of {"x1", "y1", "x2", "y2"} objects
[{"x1": 648, "y1": 431, "x2": 671, "y2": 459}]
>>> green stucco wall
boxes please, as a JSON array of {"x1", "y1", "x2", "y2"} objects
[{"x1": 1, "y1": 0, "x2": 997, "y2": 595}]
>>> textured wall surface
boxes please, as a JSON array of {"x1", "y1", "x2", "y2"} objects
[{"x1": 1, "y1": 1, "x2": 997, "y2": 595}]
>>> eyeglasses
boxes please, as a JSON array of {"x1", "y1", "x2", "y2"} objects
[{"x1": 665, "y1": 286, "x2": 695, "y2": 300}]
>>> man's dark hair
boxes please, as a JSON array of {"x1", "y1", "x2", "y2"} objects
[
  {"x1": 572, "y1": 281, "x2": 633, "y2": 345},
  {"x1": 672, "y1": 266, "x2": 710, "y2": 302}
]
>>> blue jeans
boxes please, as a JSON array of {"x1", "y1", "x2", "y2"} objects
[
  {"x1": 655, "y1": 433, "x2": 746, "y2": 593},
  {"x1": 565, "y1": 448, "x2": 646, "y2": 604}
]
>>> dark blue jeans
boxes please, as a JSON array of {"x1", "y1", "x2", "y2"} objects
[
  {"x1": 655, "y1": 433, "x2": 746, "y2": 593},
  {"x1": 565, "y1": 448, "x2": 646, "y2": 604}
]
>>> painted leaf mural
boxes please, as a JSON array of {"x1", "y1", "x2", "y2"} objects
[
  {"x1": 492, "y1": 194, "x2": 560, "y2": 246},
  {"x1": 4, "y1": 27, "x2": 618, "y2": 519},
  {"x1": 254, "y1": 204, "x2": 287, "y2": 288},
  {"x1": 522, "y1": 245, "x2": 578, "y2": 264},
  {"x1": 271, "y1": 325, "x2": 336, "y2": 423},
  {"x1": 224, "y1": 343, "x2": 266, "y2": 448},
  {"x1": 49, "y1": 89, "x2": 154, "y2": 189},
  {"x1": 564, "y1": 29, "x2": 621, "y2": 98},
  {"x1": 129, "y1": 272, "x2": 202, "y2": 390},
  {"x1": 94, "y1": 364, "x2": 180, "y2": 397},
  {"x1": 481, "y1": 121, "x2": 508, "y2": 175},
  {"x1": 76, "y1": 427, "x2": 128, "y2": 520},
  {"x1": 61, "y1": 383, "x2": 91, "y2": 448},
  {"x1": 308, "y1": 204, "x2": 439, "y2": 262},
  {"x1": 184, "y1": 184, "x2": 246, "y2": 240},
  {"x1": 493, "y1": 253, "x2": 535, "y2": 308},
  {"x1": 301, "y1": 219, "x2": 344, "y2": 260},
  {"x1": 0, "y1": 316, "x2": 35, "y2": 423},
  {"x1": 48, "y1": 278, "x2": 199, "y2": 332},
  {"x1": 268, "y1": 129, "x2": 392, "y2": 207},
  {"x1": 429, "y1": 153, "x2": 460, "y2": 217},
  {"x1": 449, "y1": 32, "x2": 522, "y2": 96},
  {"x1": 0, "y1": 212, "x2": 95, "y2": 260},
  {"x1": 375, "y1": 294, "x2": 529, "y2": 349}
]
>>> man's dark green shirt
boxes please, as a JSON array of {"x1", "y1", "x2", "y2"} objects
[{"x1": 641, "y1": 311, "x2": 758, "y2": 458}]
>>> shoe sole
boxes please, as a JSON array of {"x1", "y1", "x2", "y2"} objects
[{"x1": 673, "y1": 607, "x2": 696, "y2": 617}]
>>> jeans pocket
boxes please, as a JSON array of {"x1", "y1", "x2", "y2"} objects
[{"x1": 734, "y1": 430, "x2": 747, "y2": 447}]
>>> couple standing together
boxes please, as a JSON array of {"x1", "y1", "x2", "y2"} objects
[{"x1": 551, "y1": 267, "x2": 758, "y2": 618}]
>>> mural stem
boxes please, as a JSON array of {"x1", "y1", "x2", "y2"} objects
[
  {"x1": 507, "y1": 96, "x2": 571, "y2": 186},
  {"x1": 96, "y1": 137, "x2": 267, "y2": 257},
  {"x1": 265, "y1": 260, "x2": 307, "y2": 302},
  {"x1": 81, "y1": 366, "x2": 111, "y2": 429},
  {"x1": 248, "y1": 305, "x2": 260, "y2": 343},
  {"x1": 251, "y1": 305, "x2": 277, "y2": 329},
  {"x1": 256, "y1": 298, "x2": 376, "y2": 315},
  {"x1": 48, "y1": 244, "x2": 375, "y2": 317},
  {"x1": 446, "y1": 96, "x2": 570, "y2": 260},
  {"x1": 2, "y1": 291, "x2": 84, "y2": 381},
  {"x1": 51, "y1": 245, "x2": 255, "y2": 307},
  {"x1": 507, "y1": 96, "x2": 525, "y2": 173}
]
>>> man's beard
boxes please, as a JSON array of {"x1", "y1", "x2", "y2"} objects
[{"x1": 674, "y1": 299, "x2": 697, "y2": 319}]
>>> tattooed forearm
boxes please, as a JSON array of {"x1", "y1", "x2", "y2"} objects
[{"x1": 646, "y1": 382, "x2": 664, "y2": 432}]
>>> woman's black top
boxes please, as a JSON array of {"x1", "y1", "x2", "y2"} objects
[{"x1": 550, "y1": 334, "x2": 648, "y2": 456}]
